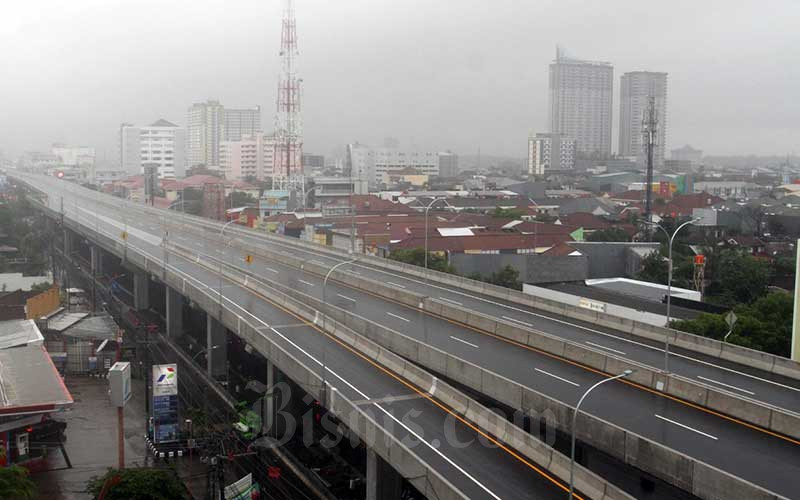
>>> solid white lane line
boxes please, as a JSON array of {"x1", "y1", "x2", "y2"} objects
[
  {"x1": 502, "y1": 315, "x2": 534, "y2": 327},
  {"x1": 697, "y1": 376, "x2": 756, "y2": 396},
  {"x1": 586, "y1": 341, "x2": 627, "y2": 356},
  {"x1": 654, "y1": 414, "x2": 718, "y2": 441},
  {"x1": 450, "y1": 336, "x2": 479, "y2": 349},
  {"x1": 310, "y1": 259, "x2": 326, "y2": 266},
  {"x1": 337, "y1": 294, "x2": 357, "y2": 303},
  {"x1": 534, "y1": 368, "x2": 580, "y2": 387},
  {"x1": 264, "y1": 267, "x2": 279, "y2": 274},
  {"x1": 108, "y1": 235, "x2": 503, "y2": 500},
  {"x1": 387, "y1": 281, "x2": 406, "y2": 289},
  {"x1": 439, "y1": 297, "x2": 463, "y2": 306},
  {"x1": 373, "y1": 405, "x2": 502, "y2": 500},
  {"x1": 386, "y1": 312, "x2": 410, "y2": 323},
  {"x1": 298, "y1": 279, "x2": 315, "y2": 287}
]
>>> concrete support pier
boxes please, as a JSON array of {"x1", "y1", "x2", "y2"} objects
[
  {"x1": 133, "y1": 272, "x2": 150, "y2": 311},
  {"x1": 206, "y1": 315, "x2": 227, "y2": 380},
  {"x1": 366, "y1": 449, "x2": 402, "y2": 500},
  {"x1": 165, "y1": 286, "x2": 183, "y2": 338}
]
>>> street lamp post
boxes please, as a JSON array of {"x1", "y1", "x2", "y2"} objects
[
  {"x1": 424, "y1": 198, "x2": 451, "y2": 271},
  {"x1": 320, "y1": 257, "x2": 358, "y2": 404},
  {"x1": 644, "y1": 217, "x2": 701, "y2": 372},
  {"x1": 568, "y1": 369, "x2": 633, "y2": 500}
]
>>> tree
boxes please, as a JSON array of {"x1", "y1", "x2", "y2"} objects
[
  {"x1": 704, "y1": 249, "x2": 771, "y2": 307},
  {"x1": 0, "y1": 466, "x2": 36, "y2": 499},
  {"x1": 87, "y1": 468, "x2": 188, "y2": 500},
  {"x1": 672, "y1": 292, "x2": 792, "y2": 357},
  {"x1": 388, "y1": 248, "x2": 455, "y2": 274},
  {"x1": 29, "y1": 281, "x2": 53, "y2": 294},
  {"x1": 488, "y1": 265, "x2": 522, "y2": 290},
  {"x1": 586, "y1": 227, "x2": 631, "y2": 242},
  {"x1": 491, "y1": 207, "x2": 525, "y2": 219},
  {"x1": 226, "y1": 191, "x2": 256, "y2": 208}
]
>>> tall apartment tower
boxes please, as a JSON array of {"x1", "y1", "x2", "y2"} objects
[
  {"x1": 548, "y1": 48, "x2": 613, "y2": 157},
  {"x1": 224, "y1": 106, "x2": 262, "y2": 141},
  {"x1": 187, "y1": 100, "x2": 225, "y2": 168},
  {"x1": 619, "y1": 72, "x2": 668, "y2": 166}
]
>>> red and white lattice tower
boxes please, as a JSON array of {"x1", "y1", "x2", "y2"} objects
[{"x1": 273, "y1": 0, "x2": 304, "y2": 194}]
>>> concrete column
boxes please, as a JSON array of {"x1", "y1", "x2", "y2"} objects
[
  {"x1": 366, "y1": 449, "x2": 402, "y2": 500},
  {"x1": 90, "y1": 245, "x2": 103, "y2": 276},
  {"x1": 165, "y1": 287, "x2": 183, "y2": 338},
  {"x1": 206, "y1": 315, "x2": 227, "y2": 380},
  {"x1": 262, "y1": 359, "x2": 285, "y2": 437},
  {"x1": 63, "y1": 228, "x2": 72, "y2": 256},
  {"x1": 133, "y1": 273, "x2": 150, "y2": 311}
]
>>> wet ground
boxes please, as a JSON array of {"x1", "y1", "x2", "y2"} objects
[{"x1": 32, "y1": 375, "x2": 151, "y2": 499}]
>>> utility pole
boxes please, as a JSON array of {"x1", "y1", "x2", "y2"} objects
[{"x1": 642, "y1": 95, "x2": 658, "y2": 237}]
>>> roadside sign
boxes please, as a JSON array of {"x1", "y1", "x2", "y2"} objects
[
  {"x1": 121, "y1": 231, "x2": 128, "y2": 240},
  {"x1": 725, "y1": 311, "x2": 738, "y2": 328},
  {"x1": 245, "y1": 255, "x2": 253, "y2": 264}
]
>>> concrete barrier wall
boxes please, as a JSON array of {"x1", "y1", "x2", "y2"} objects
[
  {"x1": 256, "y1": 275, "x2": 787, "y2": 500},
  {"x1": 196, "y1": 230, "x2": 800, "y2": 442},
  {"x1": 29, "y1": 200, "x2": 471, "y2": 500},
  {"x1": 157, "y1": 212, "x2": 800, "y2": 384},
  {"x1": 172, "y1": 243, "x2": 636, "y2": 500}
]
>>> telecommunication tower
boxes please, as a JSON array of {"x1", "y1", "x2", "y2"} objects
[
  {"x1": 642, "y1": 95, "x2": 658, "y2": 235},
  {"x1": 272, "y1": 0, "x2": 304, "y2": 198}
]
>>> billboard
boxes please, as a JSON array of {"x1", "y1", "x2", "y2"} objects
[{"x1": 151, "y1": 364, "x2": 179, "y2": 443}]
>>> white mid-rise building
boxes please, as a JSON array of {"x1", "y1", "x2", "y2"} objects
[
  {"x1": 548, "y1": 48, "x2": 613, "y2": 157},
  {"x1": 119, "y1": 119, "x2": 186, "y2": 179},
  {"x1": 527, "y1": 133, "x2": 576, "y2": 176},
  {"x1": 346, "y1": 143, "x2": 439, "y2": 189},
  {"x1": 220, "y1": 133, "x2": 276, "y2": 181}
]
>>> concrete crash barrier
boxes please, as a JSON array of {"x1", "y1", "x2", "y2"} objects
[
  {"x1": 172, "y1": 243, "x2": 636, "y2": 500},
  {"x1": 252, "y1": 262, "x2": 788, "y2": 500},
  {"x1": 26, "y1": 199, "x2": 476, "y2": 500},
  {"x1": 161, "y1": 228, "x2": 800, "y2": 442},
  {"x1": 183, "y1": 216, "x2": 800, "y2": 385}
]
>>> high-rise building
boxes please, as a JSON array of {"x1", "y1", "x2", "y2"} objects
[
  {"x1": 527, "y1": 133, "x2": 576, "y2": 176},
  {"x1": 224, "y1": 106, "x2": 261, "y2": 141},
  {"x1": 548, "y1": 48, "x2": 613, "y2": 157},
  {"x1": 220, "y1": 133, "x2": 277, "y2": 181},
  {"x1": 187, "y1": 100, "x2": 225, "y2": 168},
  {"x1": 119, "y1": 123, "x2": 140, "y2": 175},
  {"x1": 438, "y1": 151, "x2": 459, "y2": 178},
  {"x1": 119, "y1": 120, "x2": 186, "y2": 179},
  {"x1": 619, "y1": 72, "x2": 668, "y2": 165},
  {"x1": 187, "y1": 100, "x2": 262, "y2": 169}
]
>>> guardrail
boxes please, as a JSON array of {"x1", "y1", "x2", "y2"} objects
[
  {"x1": 169, "y1": 242, "x2": 636, "y2": 500},
  {"x1": 31, "y1": 197, "x2": 471, "y2": 500},
  {"x1": 187, "y1": 230, "x2": 800, "y2": 443},
  {"x1": 163, "y1": 207, "x2": 800, "y2": 383},
  {"x1": 185, "y1": 241, "x2": 790, "y2": 500}
]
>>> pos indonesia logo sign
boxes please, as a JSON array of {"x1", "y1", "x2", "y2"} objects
[{"x1": 152, "y1": 364, "x2": 178, "y2": 396}]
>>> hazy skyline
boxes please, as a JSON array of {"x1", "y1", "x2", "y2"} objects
[{"x1": 1, "y1": 0, "x2": 799, "y2": 163}]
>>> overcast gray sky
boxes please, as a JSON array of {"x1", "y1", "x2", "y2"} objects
[{"x1": 1, "y1": 0, "x2": 798, "y2": 162}]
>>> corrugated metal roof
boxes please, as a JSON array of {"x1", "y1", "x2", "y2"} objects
[
  {"x1": 0, "y1": 320, "x2": 44, "y2": 349},
  {"x1": 62, "y1": 314, "x2": 118, "y2": 341},
  {"x1": 0, "y1": 344, "x2": 73, "y2": 413},
  {"x1": 437, "y1": 227, "x2": 474, "y2": 237}
]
